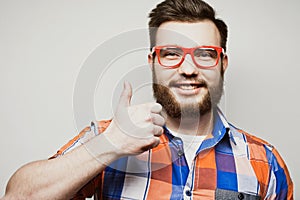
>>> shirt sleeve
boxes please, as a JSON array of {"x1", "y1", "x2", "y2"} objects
[
  {"x1": 50, "y1": 120, "x2": 112, "y2": 159},
  {"x1": 49, "y1": 119, "x2": 112, "y2": 199},
  {"x1": 241, "y1": 130, "x2": 293, "y2": 199},
  {"x1": 265, "y1": 147, "x2": 294, "y2": 199}
]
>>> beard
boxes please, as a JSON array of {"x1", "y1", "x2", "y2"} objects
[{"x1": 152, "y1": 70, "x2": 224, "y2": 119}]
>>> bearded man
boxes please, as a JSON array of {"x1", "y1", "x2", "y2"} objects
[{"x1": 3, "y1": 0, "x2": 293, "y2": 199}]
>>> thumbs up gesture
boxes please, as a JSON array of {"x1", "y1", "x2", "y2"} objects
[{"x1": 103, "y1": 81, "x2": 165, "y2": 156}]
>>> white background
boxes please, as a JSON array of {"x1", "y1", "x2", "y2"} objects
[{"x1": 0, "y1": 0, "x2": 299, "y2": 198}]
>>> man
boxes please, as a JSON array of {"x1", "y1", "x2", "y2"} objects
[{"x1": 3, "y1": 0, "x2": 293, "y2": 199}]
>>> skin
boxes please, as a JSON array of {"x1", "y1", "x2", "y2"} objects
[
  {"x1": 2, "y1": 20, "x2": 227, "y2": 199},
  {"x1": 3, "y1": 83, "x2": 164, "y2": 200},
  {"x1": 149, "y1": 20, "x2": 228, "y2": 136}
]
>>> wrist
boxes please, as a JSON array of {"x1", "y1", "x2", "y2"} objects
[{"x1": 83, "y1": 133, "x2": 122, "y2": 165}]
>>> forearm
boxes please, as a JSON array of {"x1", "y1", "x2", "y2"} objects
[
  {"x1": 3, "y1": 82, "x2": 165, "y2": 199},
  {"x1": 4, "y1": 134, "x2": 119, "y2": 200}
]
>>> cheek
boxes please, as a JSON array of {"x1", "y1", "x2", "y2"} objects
[
  {"x1": 201, "y1": 67, "x2": 223, "y2": 84},
  {"x1": 204, "y1": 70, "x2": 221, "y2": 79},
  {"x1": 153, "y1": 66, "x2": 175, "y2": 85}
]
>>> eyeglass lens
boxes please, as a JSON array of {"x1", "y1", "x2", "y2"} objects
[{"x1": 158, "y1": 47, "x2": 219, "y2": 67}]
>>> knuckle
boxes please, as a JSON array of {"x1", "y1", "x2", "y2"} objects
[
  {"x1": 149, "y1": 113, "x2": 155, "y2": 120},
  {"x1": 159, "y1": 115, "x2": 165, "y2": 125},
  {"x1": 152, "y1": 125, "x2": 158, "y2": 131},
  {"x1": 144, "y1": 137, "x2": 160, "y2": 149},
  {"x1": 153, "y1": 115, "x2": 165, "y2": 126},
  {"x1": 158, "y1": 127, "x2": 164, "y2": 135},
  {"x1": 153, "y1": 126, "x2": 163, "y2": 136},
  {"x1": 156, "y1": 103, "x2": 162, "y2": 110},
  {"x1": 151, "y1": 113, "x2": 161, "y2": 122},
  {"x1": 152, "y1": 137, "x2": 160, "y2": 147},
  {"x1": 147, "y1": 125, "x2": 156, "y2": 134},
  {"x1": 150, "y1": 103, "x2": 163, "y2": 113}
]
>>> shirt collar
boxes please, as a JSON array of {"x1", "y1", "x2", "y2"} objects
[
  {"x1": 163, "y1": 107, "x2": 237, "y2": 151},
  {"x1": 216, "y1": 107, "x2": 237, "y2": 145}
]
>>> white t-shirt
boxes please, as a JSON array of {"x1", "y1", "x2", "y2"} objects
[{"x1": 171, "y1": 130, "x2": 206, "y2": 168}]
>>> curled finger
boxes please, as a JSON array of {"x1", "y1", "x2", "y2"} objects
[
  {"x1": 150, "y1": 113, "x2": 165, "y2": 126},
  {"x1": 150, "y1": 103, "x2": 162, "y2": 114},
  {"x1": 151, "y1": 125, "x2": 164, "y2": 136}
]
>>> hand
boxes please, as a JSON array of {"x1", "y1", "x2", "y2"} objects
[{"x1": 103, "y1": 81, "x2": 165, "y2": 156}]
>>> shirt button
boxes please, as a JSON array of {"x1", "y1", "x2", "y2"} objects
[
  {"x1": 178, "y1": 150, "x2": 184, "y2": 157},
  {"x1": 185, "y1": 190, "x2": 191, "y2": 196},
  {"x1": 238, "y1": 193, "x2": 244, "y2": 199}
]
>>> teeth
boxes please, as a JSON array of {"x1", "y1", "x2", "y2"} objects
[{"x1": 179, "y1": 85, "x2": 198, "y2": 90}]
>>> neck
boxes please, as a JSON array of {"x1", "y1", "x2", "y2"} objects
[{"x1": 163, "y1": 109, "x2": 215, "y2": 136}]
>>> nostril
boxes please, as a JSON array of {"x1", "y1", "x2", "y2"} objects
[
  {"x1": 177, "y1": 63, "x2": 199, "y2": 77},
  {"x1": 180, "y1": 73, "x2": 198, "y2": 78}
]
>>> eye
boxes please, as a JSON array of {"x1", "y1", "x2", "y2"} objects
[
  {"x1": 160, "y1": 47, "x2": 182, "y2": 59},
  {"x1": 194, "y1": 48, "x2": 218, "y2": 59}
]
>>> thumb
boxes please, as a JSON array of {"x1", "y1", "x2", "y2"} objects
[{"x1": 118, "y1": 81, "x2": 132, "y2": 107}]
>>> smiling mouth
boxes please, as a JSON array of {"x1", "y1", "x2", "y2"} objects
[{"x1": 172, "y1": 83, "x2": 205, "y2": 90}]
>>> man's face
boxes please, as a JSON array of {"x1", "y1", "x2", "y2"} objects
[{"x1": 149, "y1": 21, "x2": 228, "y2": 119}]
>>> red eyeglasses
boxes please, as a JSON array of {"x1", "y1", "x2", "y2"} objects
[{"x1": 152, "y1": 45, "x2": 224, "y2": 69}]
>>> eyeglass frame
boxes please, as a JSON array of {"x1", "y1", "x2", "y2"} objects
[{"x1": 151, "y1": 45, "x2": 225, "y2": 69}]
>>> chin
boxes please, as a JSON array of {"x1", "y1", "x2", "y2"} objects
[{"x1": 173, "y1": 93, "x2": 206, "y2": 105}]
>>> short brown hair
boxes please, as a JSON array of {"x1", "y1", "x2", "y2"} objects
[{"x1": 148, "y1": 0, "x2": 228, "y2": 51}]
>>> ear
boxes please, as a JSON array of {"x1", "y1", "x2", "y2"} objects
[
  {"x1": 222, "y1": 54, "x2": 228, "y2": 72},
  {"x1": 148, "y1": 53, "x2": 154, "y2": 70}
]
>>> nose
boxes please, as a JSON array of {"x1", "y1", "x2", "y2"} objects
[{"x1": 177, "y1": 54, "x2": 199, "y2": 76}]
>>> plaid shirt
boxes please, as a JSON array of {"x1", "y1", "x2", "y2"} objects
[{"x1": 53, "y1": 109, "x2": 293, "y2": 199}]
